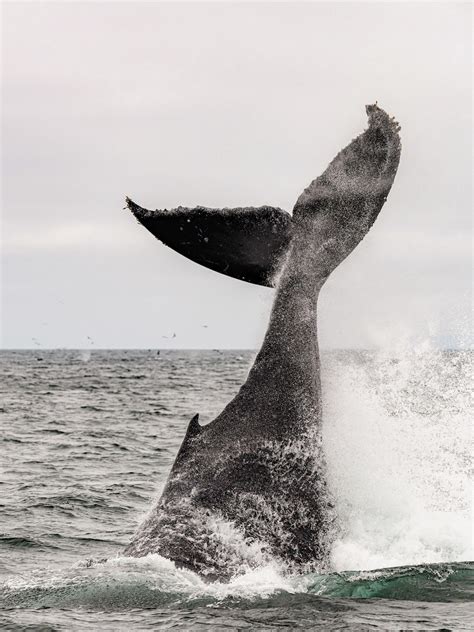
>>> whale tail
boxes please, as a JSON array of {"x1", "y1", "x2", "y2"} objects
[
  {"x1": 126, "y1": 198, "x2": 292, "y2": 287},
  {"x1": 123, "y1": 105, "x2": 402, "y2": 579},
  {"x1": 291, "y1": 104, "x2": 401, "y2": 284},
  {"x1": 126, "y1": 104, "x2": 400, "y2": 288}
]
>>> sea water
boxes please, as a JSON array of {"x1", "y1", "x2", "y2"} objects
[{"x1": 0, "y1": 349, "x2": 472, "y2": 630}]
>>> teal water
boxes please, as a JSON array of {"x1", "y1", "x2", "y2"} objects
[{"x1": 0, "y1": 350, "x2": 472, "y2": 630}]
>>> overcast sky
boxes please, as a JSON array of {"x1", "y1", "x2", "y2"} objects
[{"x1": 1, "y1": 1, "x2": 471, "y2": 349}]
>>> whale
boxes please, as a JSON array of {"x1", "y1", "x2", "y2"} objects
[{"x1": 124, "y1": 105, "x2": 401, "y2": 581}]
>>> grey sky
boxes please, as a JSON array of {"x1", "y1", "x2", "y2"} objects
[{"x1": 1, "y1": 1, "x2": 471, "y2": 349}]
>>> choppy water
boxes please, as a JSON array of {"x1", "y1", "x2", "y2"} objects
[{"x1": 0, "y1": 349, "x2": 472, "y2": 630}]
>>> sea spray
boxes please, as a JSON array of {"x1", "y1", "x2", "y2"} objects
[{"x1": 322, "y1": 343, "x2": 472, "y2": 571}]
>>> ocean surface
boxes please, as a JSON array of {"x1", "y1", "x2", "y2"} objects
[{"x1": 0, "y1": 349, "x2": 472, "y2": 630}]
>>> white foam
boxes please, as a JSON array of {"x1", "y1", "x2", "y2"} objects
[
  {"x1": 99, "y1": 553, "x2": 295, "y2": 600},
  {"x1": 322, "y1": 340, "x2": 472, "y2": 572},
  {"x1": 78, "y1": 350, "x2": 91, "y2": 362}
]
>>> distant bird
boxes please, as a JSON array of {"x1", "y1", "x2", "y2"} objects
[{"x1": 172, "y1": 333, "x2": 177, "y2": 338}]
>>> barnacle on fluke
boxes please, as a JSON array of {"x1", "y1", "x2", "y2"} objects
[{"x1": 124, "y1": 105, "x2": 402, "y2": 581}]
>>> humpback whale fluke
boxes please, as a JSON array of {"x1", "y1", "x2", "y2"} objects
[
  {"x1": 127, "y1": 199, "x2": 292, "y2": 287},
  {"x1": 124, "y1": 105, "x2": 401, "y2": 581}
]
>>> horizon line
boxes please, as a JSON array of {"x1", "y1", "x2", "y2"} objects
[{"x1": 0, "y1": 347, "x2": 470, "y2": 353}]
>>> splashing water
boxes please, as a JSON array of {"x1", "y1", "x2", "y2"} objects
[
  {"x1": 1, "y1": 554, "x2": 473, "y2": 611},
  {"x1": 79, "y1": 349, "x2": 92, "y2": 362},
  {"x1": 323, "y1": 343, "x2": 472, "y2": 571}
]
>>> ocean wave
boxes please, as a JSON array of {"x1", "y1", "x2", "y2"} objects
[
  {"x1": 1, "y1": 556, "x2": 472, "y2": 611},
  {"x1": 0, "y1": 536, "x2": 50, "y2": 550}
]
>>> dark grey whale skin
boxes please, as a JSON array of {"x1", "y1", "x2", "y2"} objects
[
  {"x1": 127, "y1": 198, "x2": 292, "y2": 287},
  {"x1": 124, "y1": 106, "x2": 401, "y2": 581}
]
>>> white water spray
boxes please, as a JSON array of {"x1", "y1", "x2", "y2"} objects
[{"x1": 322, "y1": 341, "x2": 472, "y2": 571}]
